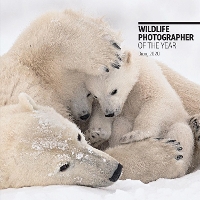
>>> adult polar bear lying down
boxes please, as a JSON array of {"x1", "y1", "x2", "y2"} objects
[
  {"x1": 85, "y1": 49, "x2": 194, "y2": 182},
  {"x1": 0, "y1": 93, "x2": 122, "y2": 189},
  {"x1": 0, "y1": 9, "x2": 121, "y2": 121}
]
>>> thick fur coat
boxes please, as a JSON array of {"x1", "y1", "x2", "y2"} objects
[
  {"x1": 0, "y1": 10, "x2": 121, "y2": 120},
  {"x1": 0, "y1": 93, "x2": 122, "y2": 189},
  {"x1": 85, "y1": 50, "x2": 194, "y2": 182}
]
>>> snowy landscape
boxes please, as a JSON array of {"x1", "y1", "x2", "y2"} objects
[
  {"x1": 1, "y1": 171, "x2": 200, "y2": 200},
  {"x1": 1, "y1": 0, "x2": 200, "y2": 199}
]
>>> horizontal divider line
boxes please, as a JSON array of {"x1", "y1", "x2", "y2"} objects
[{"x1": 138, "y1": 22, "x2": 200, "y2": 25}]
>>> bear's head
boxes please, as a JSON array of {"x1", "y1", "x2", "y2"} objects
[
  {"x1": 86, "y1": 50, "x2": 139, "y2": 117},
  {"x1": 70, "y1": 83, "x2": 93, "y2": 121},
  {"x1": 0, "y1": 93, "x2": 122, "y2": 189}
]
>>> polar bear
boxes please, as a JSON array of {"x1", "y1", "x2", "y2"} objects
[
  {"x1": 85, "y1": 102, "x2": 188, "y2": 182},
  {"x1": 0, "y1": 93, "x2": 122, "y2": 189},
  {"x1": 85, "y1": 58, "x2": 200, "y2": 147},
  {"x1": 85, "y1": 49, "x2": 194, "y2": 181},
  {"x1": 84, "y1": 60, "x2": 200, "y2": 146},
  {"x1": 85, "y1": 101, "x2": 192, "y2": 182},
  {"x1": 0, "y1": 9, "x2": 121, "y2": 121}
]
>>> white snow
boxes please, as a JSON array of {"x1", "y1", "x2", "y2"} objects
[
  {"x1": 76, "y1": 152, "x2": 84, "y2": 160},
  {"x1": 1, "y1": 0, "x2": 200, "y2": 199},
  {"x1": 33, "y1": 110, "x2": 67, "y2": 130},
  {"x1": 31, "y1": 138, "x2": 69, "y2": 151},
  {"x1": 1, "y1": 171, "x2": 200, "y2": 200}
]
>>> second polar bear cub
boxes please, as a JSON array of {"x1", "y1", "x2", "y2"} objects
[{"x1": 86, "y1": 49, "x2": 194, "y2": 172}]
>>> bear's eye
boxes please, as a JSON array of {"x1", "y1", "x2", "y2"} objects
[
  {"x1": 111, "y1": 89, "x2": 117, "y2": 95},
  {"x1": 94, "y1": 96, "x2": 97, "y2": 99},
  {"x1": 60, "y1": 163, "x2": 70, "y2": 172},
  {"x1": 87, "y1": 93, "x2": 91, "y2": 97},
  {"x1": 78, "y1": 134, "x2": 81, "y2": 141}
]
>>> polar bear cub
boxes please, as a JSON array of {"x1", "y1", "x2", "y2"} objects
[
  {"x1": 69, "y1": 82, "x2": 93, "y2": 121},
  {"x1": 85, "y1": 49, "x2": 194, "y2": 174},
  {"x1": 0, "y1": 93, "x2": 122, "y2": 189}
]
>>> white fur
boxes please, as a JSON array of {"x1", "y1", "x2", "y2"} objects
[
  {"x1": 0, "y1": 93, "x2": 121, "y2": 189},
  {"x1": 85, "y1": 100, "x2": 113, "y2": 148},
  {"x1": 0, "y1": 9, "x2": 121, "y2": 121},
  {"x1": 158, "y1": 61, "x2": 200, "y2": 116},
  {"x1": 70, "y1": 85, "x2": 93, "y2": 121},
  {"x1": 85, "y1": 49, "x2": 194, "y2": 182}
]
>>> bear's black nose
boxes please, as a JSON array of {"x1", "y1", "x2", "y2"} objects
[
  {"x1": 109, "y1": 163, "x2": 123, "y2": 182},
  {"x1": 105, "y1": 113, "x2": 114, "y2": 117},
  {"x1": 80, "y1": 113, "x2": 90, "y2": 121}
]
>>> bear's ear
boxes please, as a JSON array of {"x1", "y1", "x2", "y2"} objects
[{"x1": 18, "y1": 93, "x2": 38, "y2": 111}]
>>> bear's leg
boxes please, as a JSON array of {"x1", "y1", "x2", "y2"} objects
[
  {"x1": 119, "y1": 101, "x2": 164, "y2": 143},
  {"x1": 105, "y1": 138, "x2": 185, "y2": 183},
  {"x1": 109, "y1": 116, "x2": 133, "y2": 148},
  {"x1": 164, "y1": 122, "x2": 194, "y2": 173}
]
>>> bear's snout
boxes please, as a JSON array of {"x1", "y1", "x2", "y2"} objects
[
  {"x1": 80, "y1": 113, "x2": 90, "y2": 121},
  {"x1": 109, "y1": 163, "x2": 123, "y2": 182},
  {"x1": 105, "y1": 113, "x2": 114, "y2": 117}
]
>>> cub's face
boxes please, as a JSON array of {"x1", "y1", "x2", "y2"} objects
[
  {"x1": 70, "y1": 84, "x2": 93, "y2": 122},
  {"x1": 86, "y1": 51, "x2": 138, "y2": 117},
  {"x1": 86, "y1": 74, "x2": 127, "y2": 117},
  {"x1": 0, "y1": 93, "x2": 122, "y2": 189}
]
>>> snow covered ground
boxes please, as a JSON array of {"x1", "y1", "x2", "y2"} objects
[
  {"x1": 1, "y1": 0, "x2": 200, "y2": 199},
  {"x1": 1, "y1": 171, "x2": 200, "y2": 200}
]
